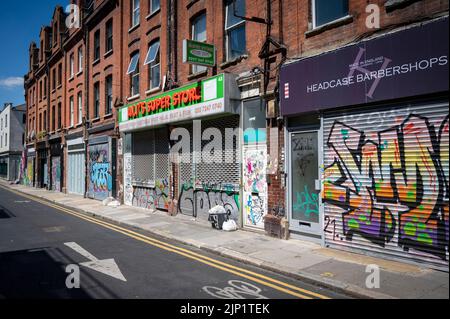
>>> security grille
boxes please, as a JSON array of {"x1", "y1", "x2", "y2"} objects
[{"x1": 154, "y1": 127, "x2": 170, "y2": 180}]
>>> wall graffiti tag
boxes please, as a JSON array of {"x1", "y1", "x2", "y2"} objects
[
  {"x1": 132, "y1": 179, "x2": 169, "y2": 210},
  {"x1": 124, "y1": 153, "x2": 133, "y2": 205},
  {"x1": 51, "y1": 157, "x2": 61, "y2": 192},
  {"x1": 178, "y1": 181, "x2": 240, "y2": 220},
  {"x1": 88, "y1": 144, "x2": 111, "y2": 200},
  {"x1": 323, "y1": 112, "x2": 449, "y2": 262}
]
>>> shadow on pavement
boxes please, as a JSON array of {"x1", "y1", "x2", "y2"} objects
[{"x1": 0, "y1": 248, "x2": 93, "y2": 299}]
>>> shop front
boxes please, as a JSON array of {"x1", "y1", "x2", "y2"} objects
[
  {"x1": 36, "y1": 142, "x2": 48, "y2": 189},
  {"x1": 280, "y1": 17, "x2": 449, "y2": 269},
  {"x1": 119, "y1": 74, "x2": 244, "y2": 223},
  {"x1": 49, "y1": 137, "x2": 62, "y2": 192},
  {"x1": 66, "y1": 136, "x2": 86, "y2": 196},
  {"x1": 23, "y1": 147, "x2": 35, "y2": 187}
]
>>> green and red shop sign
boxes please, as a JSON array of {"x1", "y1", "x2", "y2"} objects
[{"x1": 119, "y1": 74, "x2": 235, "y2": 132}]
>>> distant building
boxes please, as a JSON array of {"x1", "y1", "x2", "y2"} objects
[{"x1": 0, "y1": 103, "x2": 26, "y2": 181}]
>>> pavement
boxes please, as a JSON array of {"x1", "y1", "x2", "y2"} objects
[{"x1": 1, "y1": 179, "x2": 448, "y2": 299}]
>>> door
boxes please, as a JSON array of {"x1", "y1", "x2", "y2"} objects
[
  {"x1": 68, "y1": 151, "x2": 85, "y2": 196},
  {"x1": 289, "y1": 131, "x2": 321, "y2": 236}
]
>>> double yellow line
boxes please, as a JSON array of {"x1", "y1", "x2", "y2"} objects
[{"x1": 0, "y1": 184, "x2": 331, "y2": 299}]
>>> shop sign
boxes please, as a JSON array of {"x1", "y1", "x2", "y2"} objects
[
  {"x1": 183, "y1": 39, "x2": 216, "y2": 67},
  {"x1": 119, "y1": 74, "x2": 236, "y2": 132},
  {"x1": 280, "y1": 17, "x2": 449, "y2": 115}
]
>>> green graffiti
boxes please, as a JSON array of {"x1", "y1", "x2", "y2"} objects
[
  {"x1": 404, "y1": 222, "x2": 417, "y2": 236},
  {"x1": 417, "y1": 233, "x2": 433, "y2": 245},
  {"x1": 348, "y1": 219, "x2": 359, "y2": 229}
]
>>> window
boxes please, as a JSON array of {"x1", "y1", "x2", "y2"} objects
[
  {"x1": 52, "y1": 105, "x2": 55, "y2": 131},
  {"x1": 106, "y1": 19, "x2": 113, "y2": 53},
  {"x1": 78, "y1": 46, "x2": 83, "y2": 72},
  {"x1": 39, "y1": 81, "x2": 42, "y2": 101},
  {"x1": 43, "y1": 111, "x2": 47, "y2": 131},
  {"x1": 70, "y1": 53, "x2": 74, "y2": 78},
  {"x1": 144, "y1": 41, "x2": 160, "y2": 89},
  {"x1": 312, "y1": 0, "x2": 348, "y2": 28},
  {"x1": 52, "y1": 68, "x2": 56, "y2": 90},
  {"x1": 192, "y1": 13, "x2": 207, "y2": 74},
  {"x1": 70, "y1": 96, "x2": 74, "y2": 127},
  {"x1": 58, "y1": 63, "x2": 62, "y2": 86},
  {"x1": 57, "y1": 103, "x2": 62, "y2": 129},
  {"x1": 94, "y1": 82, "x2": 100, "y2": 118},
  {"x1": 77, "y1": 91, "x2": 83, "y2": 124},
  {"x1": 149, "y1": 0, "x2": 160, "y2": 15},
  {"x1": 132, "y1": 0, "x2": 140, "y2": 28},
  {"x1": 4, "y1": 133, "x2": 7, "y2": 148},
  {"x1": 4, "y1": 114, "x2": 7, "y2": 128},
  {"x1": 43, "y1": 77, "x2": 47, "y2": 99},
  {"x1": 225, "y1": 0, "x2": 246, "y2": 60},
  {"x1": 94, "y1": 30, "x2": 100, "y2": 61},
  {"x1": 127, "y1": 52, "x2": 140, "y2": 96},
  {"x1": 105, "y1": 75, "x2": 113, "y2": 114}
]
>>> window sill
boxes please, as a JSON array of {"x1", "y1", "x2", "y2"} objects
[
  {"x1": 146, "y1": 8, "x2": 161, "y2": 20},
  {"x1": 220, "y1": 54, "x2": 248, "y2": 69},
  {"x1": 145, "y1": 86, "x2": 161, "y2": 95},
  {"x1": 91, "y1": 117, "x2": 101, "y2": 124},
  {"x1": 128, "y1": 24, "x2": 140, "y2": 34},
  {"x1": 76, "y1": 70, "x2": 83, "y2": 77},
  {"x1": 104, "y1": 113, "x2": 113, "y2": 120},
  {"x1": 57, "y1": 84, "x2": 62, "y2": 90},
  {"x1": 51, "y1": 89, "x2": 56, "y2": 94},
  {"x1": 305, "y1": 15, "x2": 353, "y2": 38},
  {"x1": 385, "y1": 0, "x2": 420, "y2": 12},
  {"x1": 68, "y1": 76, "x2": 75, "y2": 83},
  {"x1": 188, "y1": 70, "x2": 208, "y2": 81},
  {"x1": 127, "y1": 94, "x2": 140, "y2": 102},
  {"x1": 104, "y1": 50, "x2": 113, "y2": 59},
  {"x1": 92, "y1": 59, "x2": 100, "y2": 66}
]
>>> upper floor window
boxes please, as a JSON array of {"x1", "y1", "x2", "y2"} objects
[
  {"x1": 132, "y1": 0, "x2": 140, "y2": 28},
  {"x1": 127, "y1": 51, "x2": 140, "y2": 96},
  {"x1": 69, "y1": 96, "x2": 74, "y2": 127},
  {"x1": 78, "y1": 46, "x2": 83, "y2": 72},
  {"x1": 312, "y1": 0, "x2": 348, "y2": 28},
  {"x1": 225, "y1": 0, "x2": 246, "y2": 60},
  {"x1": 94, "y1": 30, "x2": 101, "y2": 61},
  {"x1": 106, "y1": 19, "x2": 113, "y2": 53},
  {"x1": 94, "y1": 82, "x2": 100, "y2": 118},
  {"x1": 58, "y1": 63, "x2": 62, "y2": 86},
  {"x1": 149, "y1": 0, "x2": 160, "y2": 15},
  {"x1": 69, "y1": 53, "x2": 75, "y2": 78},
  {"x1": 77, "y1": 91, "x2": 83, "y2": 124},
  {"x1": 52, "y1": 68, "x2": 56, "y2": 90},
  {"x1": 192, "y1": 13, "x2": 207, "y2": 74},
  {"x1": 105, "y1": 75, "x2": 113, "y2": 115},
  {"x1": 144, "y1": 40, "x2": 160, "y2": 89}
]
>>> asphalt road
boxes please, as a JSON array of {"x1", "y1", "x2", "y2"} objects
[{"x1": 0, "y1": 185, "x2": 351, "y2": 300}]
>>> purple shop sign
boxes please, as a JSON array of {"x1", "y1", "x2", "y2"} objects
[{"x1": 280, "y1": 17, "x2": 449, "y2": 116}]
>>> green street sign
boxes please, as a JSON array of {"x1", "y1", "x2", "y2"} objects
[{"x1": 182, "y1": 39, "x2": 216, "y2": 67}]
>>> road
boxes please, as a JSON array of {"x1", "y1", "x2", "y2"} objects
[{"x1": 0, "y1": 185, "x2": 351, "y2": 300}]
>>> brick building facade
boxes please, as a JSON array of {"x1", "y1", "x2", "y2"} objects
[{"x1": 23, "y1": 0, "x2": 448, "y2": 268}]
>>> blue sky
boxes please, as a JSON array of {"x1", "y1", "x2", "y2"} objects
[{"x1": 0, "y1": 0, "x2": 69, "y2": 110}]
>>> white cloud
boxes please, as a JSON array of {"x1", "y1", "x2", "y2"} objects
[{"x1": 0, "y1": 77, "x2": 24, "y2": 89}]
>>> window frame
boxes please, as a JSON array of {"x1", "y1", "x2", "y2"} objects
[
  {"x1": 224, "y1": 0, "x2": 246, "y2": 61},
  {"x1": 132, "y1": 0, "x2": 140, "y2": 28},
  {"x1": 94, "y1": 82, "x2": 100, "y2": 119},
  {"x1": 144, "y1": 41, "x2": 160, "y2": 90},
  {"x1": 77, "y1": 91, "x2": 83, "y2": 125},
  {"x1": 106, "y1": 19, "x2": 113, "y2": 53},
  {"x1": 78, "y1": 46, "x2": 83, "y2": 73},
  {"x1": 105, "y1": 75, "x2": 113, "y2": 115},
  {"x1": 149, "y1": 0, "x2": 160, "y2": 15},
  {"x1": 191, "y1": 13, "x2": 207, "y2": 74},
  {"x1": 69, "y1": 96, "x2": 74, "y2": 127},
  {"x1": 94, "y1": 30, "x2": 101, "y2": 61},
  {"x1": 311, "y1": 0, "x2": 349, "y2": 29},
  {"x1": 128, "y1": 52, "x2": 140, "y2": 96}
]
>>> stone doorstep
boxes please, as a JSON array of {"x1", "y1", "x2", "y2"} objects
[{"x1": 2, "y1": 180, "x2": 447, "y2": 299}]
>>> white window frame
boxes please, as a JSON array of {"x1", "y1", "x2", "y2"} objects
[
  {"x1": 149, "y1": 0, "x2": 160, "y2": 15},
  {"x1": 224, "y1": 0, "x2": 246, "y2": 61},
  {"x1": 192, "y1": 13, "x2": 207, "y2": 74},
  {"x1": 78, "y1": 46, "x2": 83, "y2": 72},
  {"x1": 128, "y1": 52, "x2": 140, "y2": 96},
  {"x1": 70, "y1": 96, "x2": 74, "y2": 127},
  {"x1": 311, "y1": 0, "x2": 349, "y2": 29},
  {"x1": 132, "y1": 0, "x2": 140, "y2": 27},
  {"x1": 105, "y1": 75, "x2": 113, "y2": 114},
  {"x1": 77, "y1": 91, "x2": 83, "y2": 124},
  {"x1": 70, "y1": 53, "x2": 74, "y2": 78},
  {"x1": 144, "y1": 41, "x2": 160, "y2": 89}
]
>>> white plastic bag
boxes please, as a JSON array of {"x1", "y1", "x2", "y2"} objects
[{"x1": 222, "y1": 219, "x2": 238, "y2": 232}]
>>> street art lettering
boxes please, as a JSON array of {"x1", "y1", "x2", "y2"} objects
[
  {"x1": 123, "y1": 153, "x2": 133, "y2": 206},
  {"x1": 51, "y1": 157, "x2": 61, "y2": 192},
  {"x1": 132, "y1": 179, "x2": 169, "y2": 210},
  {"x1": 293, "y1": 185, "x2": 319, "y2": 218},
  {"x1": 244, "y1": 149, "x2": 267, "y2": 194},
  {"x1": 178, "y1": 181, "x2": 240, "y2": 220},
  {"x1": 323, "y1": 113, "x2": 449, "y2": 260},
  {"x1": 22, "y1": 157, "x2": 34, "y2": 187},
  {"x1": 88, "y1": 144, "x2": 111, "y2": 200}
]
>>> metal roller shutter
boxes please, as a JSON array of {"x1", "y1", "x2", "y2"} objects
[{"x1": 322, "y1": 101, "x2": 449, "y2": 269}]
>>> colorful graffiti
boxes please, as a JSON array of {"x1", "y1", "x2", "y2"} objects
[
  {"x1": 22, "y1": 157, "x2": 34, "y2": 187},
  {"x1": 132, "y1": 179, "x2": 169, "y2": 210},
  {"x1": 323, "y1": 113, "x2": 449, "y2": 260},
  {"x1": 243, "y1": 147, "x2": 268, "y2": 228},
  {"x1": 293, "y1": 185, "x2": 319, "y2": 218},
  {"x1": 88, "y1": 144, "x2": 111, "y2": 200},
  {"x1": 51, "y1": 157, "x2": 61, "y2": 192},
  {"x1": 178, "y1": 181, "x2": 240, "y2": 220}
]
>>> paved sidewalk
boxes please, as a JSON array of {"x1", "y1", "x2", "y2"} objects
[{"x1": 1, "y1": 180, "x2": 448, "y2": 299}]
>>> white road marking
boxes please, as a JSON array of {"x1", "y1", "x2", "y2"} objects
[{"x1": 64, "y1": 242, "x2": 127, "y2": 282}]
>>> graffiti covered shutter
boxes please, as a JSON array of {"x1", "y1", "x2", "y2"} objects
[{"x1": 322, "y1": 101, "x2": 449, "y2": 269}]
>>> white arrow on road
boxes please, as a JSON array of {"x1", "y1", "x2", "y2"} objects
[{"x1": 64, "y1": 242, "x2": 127, "y2": 282}]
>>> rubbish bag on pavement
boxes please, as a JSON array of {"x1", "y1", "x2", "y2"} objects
[
  {"x1": 208, "y1": 205, "x2": 229, "y2": 230},
  {"x1": 222, "y1": 219, "x2": 238, "y2": 232}
]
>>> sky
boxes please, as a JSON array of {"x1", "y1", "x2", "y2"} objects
[{"x1": 0, "y1": 0, "x2": 69, "y2": 111}]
